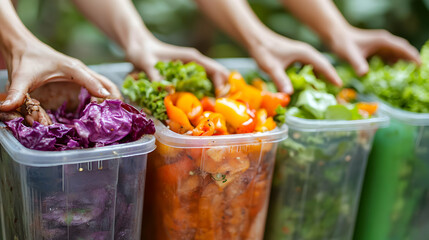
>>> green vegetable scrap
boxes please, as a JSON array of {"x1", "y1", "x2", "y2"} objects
[
  {"x1": 122, "y1": 61, "x2": 215, "y2": 120},
  {"x1": 286, "y1": 65, "x2": 367, "y2": 120},
  {"x1": 155, "y1": 61, "x2": 214, "y2": 99},
  {"x1": 122, "y1": 73, "x2": 170, "y2": 121},
  {"x1": 340, "y1": 40, "x2": 429, "y2": 113}
]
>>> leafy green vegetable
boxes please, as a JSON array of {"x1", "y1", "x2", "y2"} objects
[
  {"x1": 155, "y1": 61, "x2": 214, "y2": 99},
  {"x1": 273, "y1": 106, "x2": 287, "y2": 124},
  {"x1": 353, "y1": 40, "x2": 429, "y2": 113},
  {"x1": 122, "y1": 61, "x2": 216, "y2": 120},
  {"x1": 122, "y1": 74, "x2": 170, "y2": 121},
  {"x1": 286, "y1": 66, "x2": 366, "y2": 120},
  {"x1": 295, "y1": 89, "x2": 337, "y2": 119},
  {"x1": 244, "y1": 70, "x2": 278, "y2": 93}
]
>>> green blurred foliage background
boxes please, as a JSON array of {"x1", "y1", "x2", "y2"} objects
[{"x1": 16, "y1": 0, "x2": 429, "y2": 65}]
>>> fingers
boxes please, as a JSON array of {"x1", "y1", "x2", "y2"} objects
[
  {"x1": 296, "y1": 46, "x2": 344, "y2": 86},
  {"x1": 374, "y1": 33, "x2": 421, "y2": 65},
  {"x1": 65, "y1": 65, "x2": 110, "y2": 99},
  {"x1": 0, "y1": 75, "x2": 28, "y2": 111},
  {"x1": 87, "y1": 70, "x2": 122, "y2": 100},
  {"x1": 132, "y1": 57, "x2": 162, "y2": 81},
  {"x1": 340, "y1": 44, "x2": 369, "y2": 77},
  {"x1": 258, "y1": 59, "x2": 293, "y2": 94}
]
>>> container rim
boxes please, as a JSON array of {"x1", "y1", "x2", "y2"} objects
[
  {"x1": 360, "y1": 94, "x2": 429, "y2": 126},
  {"x1": 0, "y1": 125, "x2": 156, "y2": 167},
  {"x1": 154, "y1": 119, "x2": 288, "y2": 148},
  {"x1": 285, "y1": 112, "x2": 389, "y2": 132}
]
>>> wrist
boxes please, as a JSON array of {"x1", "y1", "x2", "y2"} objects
[{"x1": 123, "y1": 30, "x2": 157, "y2": 62}]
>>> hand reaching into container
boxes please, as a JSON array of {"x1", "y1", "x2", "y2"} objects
[
  {"x1": 281, "y1": 0, "x2": 421, "y2": 76},
  {"x1": 0, "y1": 0, "x2": 121, "y2": 112},
  {"x1": 72, "y1": 0, "x2": 229, "y2": 96},
  {"x1": 195, "y1": 0, "x2": 342, "y2": 94}
]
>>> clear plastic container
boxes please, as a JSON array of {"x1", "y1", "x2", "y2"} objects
[
  {"x1": 354, "y1": 101, "x2": 429, "y2": 240},
  {"x1": 0, "y1": 127, "x2": 155, "y2": 240},
  {"x1": 141, "y1": 120, "x2": 287, "y2": 240},
  {"x1": 265, "y1": 113, "x2": 388, "y2": 240}
]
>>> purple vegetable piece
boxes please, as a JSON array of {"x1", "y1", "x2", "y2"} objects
[
  {"x1": 6, "y1": 88, "x2": 155, "y2": 151},
  {"x1": 5, "y1": 118, "x2": 74, "y2": 151},
  {"x1": 74, "y1": 99, "x2": 133, "y2": 145},
  {"x1": 42, "y1": 188, "x2": 110, "y2": 227}
]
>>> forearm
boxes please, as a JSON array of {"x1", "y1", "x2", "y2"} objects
[
  {"x1": 195, "y1": 0, "x2": 276, "y2": 50},
  {"x1": 72, "y1": 0, "x2": 154, "y2": 55},
  {"x1": 281, "y1": 0, "x2": 351, "y2": 43},
  {"x1": 0, "y1": 0, "x2": 35, "y2": 59}
]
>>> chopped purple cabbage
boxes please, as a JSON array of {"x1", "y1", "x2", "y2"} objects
[{"x1": 5, "y1": 88, "x2": 155, "y2": 151}]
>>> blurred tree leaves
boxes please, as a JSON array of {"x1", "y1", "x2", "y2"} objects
[{"x1": 15, "y1": 0, "x2": 429, "y2": 64}]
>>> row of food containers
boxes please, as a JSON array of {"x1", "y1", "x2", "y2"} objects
[{"x1": 0, "y1": 59, "x2": 428, "y2": 240}]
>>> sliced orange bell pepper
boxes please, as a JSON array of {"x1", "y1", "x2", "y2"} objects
[
  {"x1": 228, "y1": 71, "x2": 248, "y2": 93},
  {"x1": 192, "y1": 117, "x2": 216, "y2": 136},
  {"x1": 203, "y1": 111, "x2": 228, "y2": 135},
  {"x1": 228, "y1": 72, "x2": 262, "y2": 110},
  {"x1": 175, "y1": 92, "x2": 203, "y2": 125},
  {"x1": 255, "y1": 109, "x2": 276, "y2": 132},
  {"x1": 251, "y1": 78, "x2": 267, "y2": 91},
  {"x1": 214, "y1": 98, "x2": 250, "y2": 129},
  {"x1": 200, "y1": 97, "x2": 216, "y2": 112},
  {"x1": 157, "y1": 156, "x2": 195, "y2": 186},
  {"x1": 164, "y1": 94, "x2": 193, "y2": 133},
  {"x1": 260, "y1": 92, "x2": 290, "y2": 117},
  {"x1": 357, "y1": 102, "x2": 378, "y2": 116},
  {"x1": 337, "y1": 88, "x2": 357, "y2": 104}
]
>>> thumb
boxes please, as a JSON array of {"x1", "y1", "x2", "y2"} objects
[
  {"x1": 343, "y1": 46, "x2": 369, "y2": 76},
  {"x1": 0, "y1": 79, "x2": 28, "y2": 111}
]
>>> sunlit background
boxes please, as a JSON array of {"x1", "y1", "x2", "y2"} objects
[{"x1": 16, "y1": 0, "x2": 429, "y2": 65}]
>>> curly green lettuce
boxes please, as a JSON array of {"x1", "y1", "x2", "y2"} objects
[
  {"x1": 286, "y1": 66, "x2": 365, "y2": 120},
  {"x1": 122, "y1": 74, "x2": 170, "y2": 121},
  {"x1": 155, "y1": 61, "x2": 214, "y2": 99},
  {"x1": 338, "y1": 40, "x2": 429, "y2": 113}
]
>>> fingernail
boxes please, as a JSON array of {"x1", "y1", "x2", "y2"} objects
[
  {"x1": 2, "y1": 100, "x2": 11, "y2": 106},
  {"x1": 99, "y1": 88, "x2": 110, "y2": 97}
]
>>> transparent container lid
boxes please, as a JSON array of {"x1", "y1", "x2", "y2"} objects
[
  {"x1": 361, "y1": 95, "x2": 429, "y2": 126},
  {"x1": 154, "y1": 120, "x2": 288, "y2": 148},
  {"x1": 285, "y1": 113, "x2": 389, "y2": 132},
  {"x1": 0, "y1": 125, "x2": 155, "y2": 167}
]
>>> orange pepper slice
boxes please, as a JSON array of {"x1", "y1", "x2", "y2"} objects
[
  {"x1": 261, "y1": 92, "x2": 290, "y2": 117},
  {"x1": 255, "y1": 109, "x2": 276, "y2": 132},
  {"x1": 192, "y1": 117, "x2": 216, "y2": 136},
  {"x1": 164, "y1": 94, "x2": 193, "y2": 133},
  {"x1": 337, "y1": 88, "x2": 357, "y2": 104},
  {"x1": 357, "y1": 102, "x2": 378, "y2": 116},
  {"x1": 214, "y1": 98, "x2": 250, "y2": 129},
  {"x1": 203, "y1": 111, "x2": 228, "y2": 135},
  {"x1": 228, "y1": 72, "x2": 262, "y2": 110},
  {"x1": 200, "y1": 97, "x2": 216, "y2": 112},
  {"x1": 251, "y1": 78, "x2": 267, "y2": 91},
  {"x1": 157, "y1": 156, "x2": 194, "y2": 185},
  {"x1": 175, "y1": 92, "x2": 203, "y2": 125}
]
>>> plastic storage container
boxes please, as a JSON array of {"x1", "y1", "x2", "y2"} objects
[
  {"x1": 0, "y1": 66, "x2": 156, "y2": 240},
  {"x1": 265, "y1": 113, "x2": 388, "y2": 240},
  {"x1": 354, "y1": 101, "x2": 429, "y2": 240},
  {"x1": 142, "y1": 120, "x2": 287, "y2": 240},
  {"x1": 0, "y1": 128, "x2": 155, "y2": 240}
]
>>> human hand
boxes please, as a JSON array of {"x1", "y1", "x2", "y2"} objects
[
  {"x1": 248, "y1": 32, "x2": 342, "y2": 94},
  {"x1": 125, "y1": 37, "x2": 229, "y2": 96},
  {"x1": 0, "y1": 39, "x2": 121, "y2": 111},
  {"x1": 327, "y1": 26, "x2": 421, "y2": 76}
]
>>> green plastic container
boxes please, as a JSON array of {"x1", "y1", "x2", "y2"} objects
[
  {"x1": 354, "y1": 101, "x2": 429, "y2": 240},
  {"x1": 265, "y1": 113, "x2": 388, "y2": 240}
]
